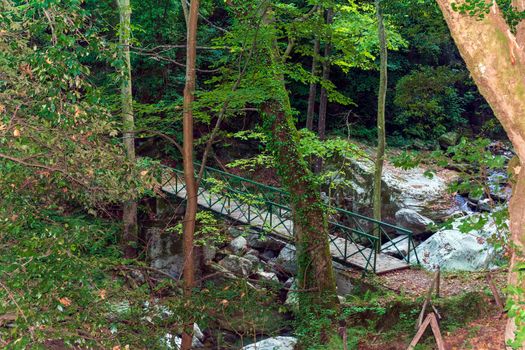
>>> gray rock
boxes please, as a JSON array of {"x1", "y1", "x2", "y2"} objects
[
  {"x1": 477, "y1": 198, "x2": 493, "y2": 212},
  {"x1": 410, "y1": 212, "x2": 507, "y2": 271},
  {"x1": 341, "y1": 156, "x2": 456, "y2": 222},
  {"x1": 335, "y1": 269, "x2": 354, "y2": 295},
  {"x1": 162, "y1": 324, "x2": 205, "y2": 349},
  {"x1": 275, "y1": 244, "x2": 297, "y2": 275},
  {"x1": 230, "y1": 236, "x2": 248, "y2": 254},
  {"x1": 439, "y1": 131, "x2": 459, "y2": 148},
  {"x1": 218, "y1": 255, "x2": 254, "y2": 276},
  {"x1": 246, "y1": 233, "x2": 286, "y2": 251},
  {"x1": 242, "y1": 336, "x2": 298, "y2": 350},
  {"x1": 285, "y1": 279, "x2": 298, "y2": 309},
  {"x1": 257, "y1": 270, "x2": 279, "y2": 282},
  {"x1": 152, "y1": 254, "x2": 185, "y2": 278},
  {"x1": 380, "y1": 235, "x2": 412, "y2": 257},
  {"x1": 395, "y1": 209, "x2": 434, "y2": 235},
  {"x1": 203, "y1": 245, "x2": 217, "y2": 262},
  {"x1": 246, "y1": 249, "x2": 260, "y2": 257},
  {"x1": 228, "y1": 226, "x2": 245, "y2": 238},
  {"x1": 244, "y1": 253, "x2": 261, "y2": 265}
]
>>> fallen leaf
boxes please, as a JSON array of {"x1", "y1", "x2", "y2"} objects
[
  {"x1": 98, "y1": 289, "x2": 106, "y2": 300},
  {"x1": 59, "y1": 297, "x2": 72, "y2": 307}
]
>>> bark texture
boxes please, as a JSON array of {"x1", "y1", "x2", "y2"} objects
[
  {"x1": 373, "y1": 0, "x2": 387, "y2": 244},
  {"x1": 306, "y1": 36, "x2": 320, "y2": 131},
  {"x1": 263, "y1": 102, "x2": 338, "y2": 311},
  {"x1": 436, "y1": 0, "x2": 525, "y2": 347},
  {"x1": 118, "y1": 0, "x2": 138, "y2": 259},
  {"x1": 317, "y1": 8, "x2": 333, "y2": 143},
  {"x1": 181, "y1": 0, "x2": 200, "y2": 348}
]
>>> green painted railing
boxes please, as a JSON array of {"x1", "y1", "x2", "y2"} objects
[{"x1": 162, "y1": 162, "x2": 420, "y2": 273}]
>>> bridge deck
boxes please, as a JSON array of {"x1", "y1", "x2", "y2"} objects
[{"x1": 162, "y1": 177, "x2": 409, "y2": 274}]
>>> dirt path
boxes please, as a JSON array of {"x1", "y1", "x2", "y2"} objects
[{"x1": 378, "y1": 268, "x2": 507, "y2": 298}]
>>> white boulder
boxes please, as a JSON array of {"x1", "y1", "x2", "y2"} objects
[
  {"x1": 242, "y1": 336, "x2": 298, "y2": 350},
  {"x1": 411, "y1": 213, "x2": 507, "y2": 271}
]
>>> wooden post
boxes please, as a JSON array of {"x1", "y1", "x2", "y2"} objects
[
  {"x1": 416, "y1": 269, "x2": 441, "y2": 329},
  {"x1": 436, "y1": 266, "x2": 441, "y2": 298},
  {"x1": 407, "y1": 313, "x2": 446, "y2": 350},
  {"x1": 487, "y1": 272, "x2": 504, "y2": 312}
]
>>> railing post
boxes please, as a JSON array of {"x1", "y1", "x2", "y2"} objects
[
  {"x1": 344, "y1": 232, "x2": 348, "y2": 261},
  {"x1": 407, "y1": 235, "x2": 411, "y2": 264},
  {"x1": 374, "y1": 239, "x2": 378, "y2": 273},
  {"x1": 269, "y1": 202, "x2": 273, "y2": 229}
]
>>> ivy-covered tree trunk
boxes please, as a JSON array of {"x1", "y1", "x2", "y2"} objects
[
  {"x1": 373, "y1": 0, "x2": 387, "y2": 244},
  {"x1": 118, "y1": 0, "x2": 138, "y2": 259},
  {"x1": 262, "y1": 101, "x2": 339, "y2": 325},
  {"x1": 181, "y1": 0, "x2": 200, "y2": 348},
  {"x1": 436, "y1": 1, "x2": 525, "y2": 346}
]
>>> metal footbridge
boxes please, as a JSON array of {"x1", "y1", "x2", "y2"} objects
[{"x1": 161, "y1": 163, "x2": 419, "y2": 274}]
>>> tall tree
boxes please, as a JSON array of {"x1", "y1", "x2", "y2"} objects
[
  {"x1": 261, "y1": 4, "x2": 339, "y2": 342},
  {"x1": 435, "y1": 0, "x2": 525, "y2": 347},
  {"x1": 316, "y1": 8, "x2": 333, "y2": 173},
  {"x1": 306, "y1": 34, "x2": 320, "y2": 130},
  {"x1": 181, "y1": 0, "x2": 200, "y2": 348},
  {"x1": 373, "y1": 0, "x2": 387, "y2": 242},
  {"x1": 118, "y1": 0, "x2": 138, "y2": 258},
  {"x1": 317, "y1": 8, "x2": 333, "y2": 144}
]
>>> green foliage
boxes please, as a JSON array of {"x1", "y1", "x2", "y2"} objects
[
  {"x1": 452, "y1": 0, "x2": 525, "y2": 30},
  {"x1": 394, "y1": 66, "x2": 468, "y2": 139},
  {"x1": 0, "y1": 1, "x2": 159, "y2": 211},
  {"x1": 170, "y1": 211, "x2": 227, "y2": 246}
]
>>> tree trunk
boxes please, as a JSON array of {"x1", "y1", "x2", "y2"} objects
[
  {"x1": 373, "y1": 0, "x2": 387, "y2": 247},
  {"x1": 435, "y1": 1, "x2": 525, "y2": 347},
  {"x1": 306, "y1": 36, "x2": 320, "y2": 131},
  {"x1": 181, "y1": 0, "x2": 199, "y2": 348},
  {"x1": 317, "y1": 8, "x2": 333, "y2": 142},
  {"x1": 316, "y1": 8, "x2": 333, "y2": 173},
  {"x1": 118, "y1": 0, "x2": 138, "y2": 259},
  {"x1": 261, "y1": 4, "x2": 338, "y2": 341},
  {"x1": 262, "y1": 102, "x2": 338, "y2": 312}
]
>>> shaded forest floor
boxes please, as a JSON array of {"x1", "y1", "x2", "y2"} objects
[{"x1": 342, "y1": 268, "x2": 508, "y2": 349}]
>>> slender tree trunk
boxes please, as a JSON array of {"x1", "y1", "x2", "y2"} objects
[
  {"x1": 373, "y1": 0, "x2": 387, "y2": 247},
  {"x1": 118, "y1": 0, "x2": 138, "y2": 259},
  {"x1": 180, "y1": 0, "x2": 189, "y2": 25},
  {"x1": 306, "y1": 36, "x2": 320, "y2": 131},
  {"x1": 316, "y1": 8, "x2": 333, "y2": 173},
  {"x1": 435, "y1": 1, "x2": 525, "y2": 347},
  {"x1": 181, "y1": 0, "x2": 199, "y2": 348}
]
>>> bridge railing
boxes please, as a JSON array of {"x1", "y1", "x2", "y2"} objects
[{"x1": 161, "y1": 162, "x2": 419, "y2": 272}]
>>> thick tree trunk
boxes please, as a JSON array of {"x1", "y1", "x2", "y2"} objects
[
  {"x1": 262, "y1": 102, "x2": 338, "y2": 312},
  {"x1": 118, "y1": 0, "x2": 138, "y2": 259},
  {"x1": 306, "y1": 37, "x2": 320, "y2": 131},
  {"x1": 181, "y1": 0, "x2": 199, "y2": 349},
  {"x1": 261, "y1": 5, "x2": 338, "y2": 342},
  {"x1": 436, "y1": 1, "x2": 525, "y2": 347},
  {"x1": 373, "y1": 0, "x2": 387, "y2": 246}
]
